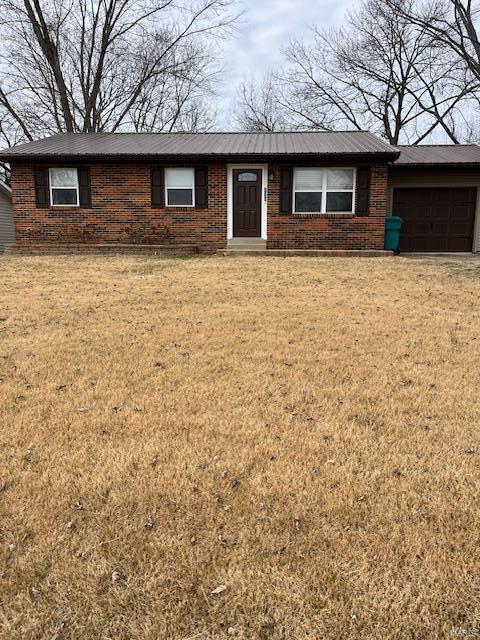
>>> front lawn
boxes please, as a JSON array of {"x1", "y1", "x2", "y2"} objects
[{"x1": 1, "y1": 254, "x2": 479, "y2": 639}]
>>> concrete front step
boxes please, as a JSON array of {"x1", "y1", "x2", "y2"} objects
[
  {"x1": 219, "y1": 249, "x2": 393, "y2": 257},
  {"x1": 4, "y1": 243, "x2": 199, "y2": 256},
  {"x1": 227, "y1": 238, "x2": 266, "y2": 251},
  {"x1": 225, "y1": 247, "x2": 267, "y2": 252}
]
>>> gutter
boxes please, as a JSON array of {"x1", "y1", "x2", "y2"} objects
[
  {"x1": 0, "y1": 152, "x2": 401, "y2": 164},
  {"x1": 391, "y1": 163, "x2": 480, "y2": 169}
]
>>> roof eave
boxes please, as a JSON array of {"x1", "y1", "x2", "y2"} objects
[
  {"x1": 0, "y1": 151, "x2": 400, "y2": 163},
  {"x1": 392, "y1": 162, "x2": 480, "y2": 168}
]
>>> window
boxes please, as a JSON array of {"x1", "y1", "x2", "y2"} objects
[
  {"x1": 294, "y1": 169, "x2": 323, "y2": 213},
  {"x1": 166, "y1": 168, "x2": 194, "y2": 206},
  {"x1": 326, "y1": 169, "x2": 354, "y2": 212},
  {"x1": 293, "y1": 168, "x2": 355, "y2": 213},
  {"x1": 237, "y1": 172, "x2": 258, "y2": 182},
  {"x1": 49, "y1": 168, "x2": 79, "y2": 206}
]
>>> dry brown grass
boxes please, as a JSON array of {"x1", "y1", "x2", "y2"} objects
[{"x1": 1, "y1": 254, "x2": 480, "y2": 640}]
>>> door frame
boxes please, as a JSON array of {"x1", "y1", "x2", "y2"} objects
[{"x1": 227, "y1": 164, "x2": 268, "y2": 240}]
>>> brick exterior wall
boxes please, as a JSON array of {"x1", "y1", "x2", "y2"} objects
[
  {"x1": 10, "y1": 161, "x2": 389, "y2": 251},
  {"x1": 11, "y1": 163, "x2": 227, "y2": 251},
  {"x1": 266, "y1": 163, "x2": 388, "y2": 250}
]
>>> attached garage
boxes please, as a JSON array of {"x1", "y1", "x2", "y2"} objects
[{"x1": 390, "y1": 146, "x2": 480, "y2": 253}]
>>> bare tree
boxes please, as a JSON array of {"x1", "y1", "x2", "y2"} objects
[
  {"x1": 385, "y1": 0, "x2": 480, "y2": 79},
  {"x1": 235, "y1": 73, "x2": 288, "y2": 131},
  {"x1": 0, "y1": 0, "x2": 239, "y2": 146},
  {"x1": 234, "y1": 0, "x2": 477, "y2": 143},
  {"x1": 0, "y1": 162, "x2": 10, "y2": 185},
  {"x1": 384, "y1": 0, "x2": 480, "y2": 140},
  {"x1": 282, "y1": 0, "x2": 477, "y2": 143}
]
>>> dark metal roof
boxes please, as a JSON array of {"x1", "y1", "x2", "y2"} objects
[
  {"x1": 0, "y1": 131, "x2": 398, "y2": 160},
  {"x1": 0, "y1": 180, "x2": 11, "y2": 197},
  {"x1": 394, "y1": 144, "x2": 480, "y2": 166}
]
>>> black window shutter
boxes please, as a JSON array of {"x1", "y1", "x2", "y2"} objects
[
  {"x1": 78, "y1": 167, "x2": 91, "y2": 207},
  {"x1": 34, "y1": 167, "x2": 49, "y2": 208},
  {"x1": 356, "y1": 167, "x2": 370, "y2": 215},
  {"x1": 195, "y1": 166, "x2": 208, "y2": 209},
  {"x1": 279, "y1": 166, "x2": 293, "y2": 213},
  {"x1": 151, "y1": 166, "x2": 164, "y2": 207}
]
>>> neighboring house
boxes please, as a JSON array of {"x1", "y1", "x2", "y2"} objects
[
  {"x1": 0, "y1": 179, "x2": 15, "y2": 251},
  {"x1": 0, "y1": 131, "x2": 479, "y2": 253}
]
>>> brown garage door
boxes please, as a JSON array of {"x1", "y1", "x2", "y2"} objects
[{"x1": 392, "y1": 187, "x2": 476, "y2": 252}]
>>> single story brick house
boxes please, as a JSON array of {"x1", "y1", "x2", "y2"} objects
[{"x1": 1, "y1": 131, "x2": 480, "y2": 253}]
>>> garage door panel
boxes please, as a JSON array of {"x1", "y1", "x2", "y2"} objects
[
  {"x1": 430, "y1": 239, "x2": 446, "y2": 252},
  {"x1": 393, "y1": 187, "x2": 476, "y2": 252},
  {"x1": 434, "y1": 212, "x2": 451, "y2": 222},
  {"x1": 446, "y1": 236, "x2": 471, "y2": 251},
  {"x1": 451, "y1": 222, "x2": 472, "y2": 233},
  {"x1": 432, "y1": 191, "x2": 448, "y2": 203},
  {"x1": 411, "y1": 222, "x2": 431, "y2": 234},
  {"x1": 452, "y1": 205, "x2": 471, "y2": 217},
  {"x1": 410, "y1": 236, "x2": 431, "y2": 251}
]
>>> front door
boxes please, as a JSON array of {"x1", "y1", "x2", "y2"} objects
[{"x1": 233, "y1": 169, "x2": 262, "y2": 237}]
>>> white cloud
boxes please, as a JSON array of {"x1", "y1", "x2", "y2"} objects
[{"x1": 216, "y1": 0, "x2": 360, "y2": 127}]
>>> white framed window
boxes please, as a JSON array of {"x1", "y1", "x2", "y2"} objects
[
  {"x1": 49, "y1": 168, "x2": 79, "y2": 206},
  {"x1": 293, "y1": 168, "x2": 355, "y2": 213},
  {"x1": 165, "y1": 168, "x2": 195, "y2": 207},
  {"x1": 294, "y1": 168, "x2": 323, "y2": 213}
]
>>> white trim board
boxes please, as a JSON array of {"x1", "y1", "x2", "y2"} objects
[{"x1": 227, "y1": 164, "x2": 268, "y2": 240}]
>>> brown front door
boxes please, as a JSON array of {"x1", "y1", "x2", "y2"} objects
[
  {"x1": 233, "y1": 169, "x2": 262, "y2": 237},
  {"x1": 393, "y1": 187, "x2": 476, "y2": 252}
]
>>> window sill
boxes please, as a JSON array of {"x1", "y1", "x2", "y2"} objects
[
  {"x1": 158, "y1": 206, "x2": 201, "y2": 211},
  {"x1": 49, "y1": 205, "x2": 82, "y2": 209}
]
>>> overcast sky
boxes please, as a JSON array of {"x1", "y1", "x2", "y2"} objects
[{"x1": 217, "y1": 0, "x2": 361, "y2": 128}]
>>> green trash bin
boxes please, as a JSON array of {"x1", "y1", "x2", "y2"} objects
[{"x1": 385, "y1": 216, "x2": 403, "y2": 254}]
